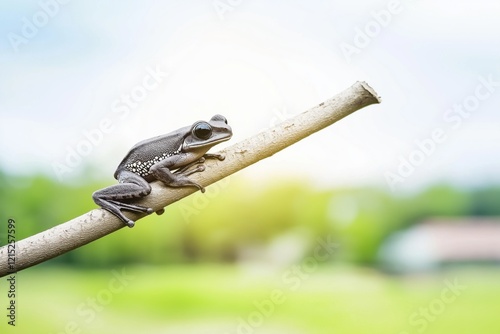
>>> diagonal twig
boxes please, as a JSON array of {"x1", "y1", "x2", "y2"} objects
[{"x1": 0, "y1": 81, "x2": 380, "y2": 277}]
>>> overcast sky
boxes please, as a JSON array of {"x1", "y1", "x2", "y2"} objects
[{"x1": 1, "y1": 0, "x2": 499, "y2": 193}]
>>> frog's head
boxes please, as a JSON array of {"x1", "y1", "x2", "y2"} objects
[{"x1": 182, "y1": 114, "x2": 232, "y2": 152}]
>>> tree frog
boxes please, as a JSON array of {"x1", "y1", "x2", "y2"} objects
[{"x1": 93, "y1": 114, "x2": 232, "y2": 227}]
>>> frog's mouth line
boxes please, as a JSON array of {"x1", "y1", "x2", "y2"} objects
[{"x1": 184, "y1": 134, "x2": 232, "y2": 149}]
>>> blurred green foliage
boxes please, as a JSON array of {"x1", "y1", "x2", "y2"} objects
[
  {"x1": 2, "y1": 265, "x2": 500, "y2": 334},
  {"x1": 1, "y1": 169, "x2": 499, "y2": 267}
]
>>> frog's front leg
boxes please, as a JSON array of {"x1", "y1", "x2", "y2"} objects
[
  {"x1": 203, "y1": 153, "x2": 226, "y2": 161},
  {"x1": 92, "y1": 170, "x2": 153, "y2": 228},
  {"x1": 175, "y1": 153, "x2": 226, "y2": 176},
  {"x1": 150, "y1": 157, "x2": 206, "y2": 193},
  {"x1": 175, "y1": 157, "x2": 206, "y2": 175}
]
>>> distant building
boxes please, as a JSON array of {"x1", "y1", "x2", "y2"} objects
[{"x1": 378, "y1": 218, "x2": 500, "y2": 273}]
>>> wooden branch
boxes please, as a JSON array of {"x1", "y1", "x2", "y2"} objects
[{"x1": 0, "y1": 81, "x2": 380, "y2": 277}]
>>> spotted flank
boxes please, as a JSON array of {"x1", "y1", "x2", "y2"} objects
[{"x1": 125, "y1": 150, "x2": 180, "y2": 177}]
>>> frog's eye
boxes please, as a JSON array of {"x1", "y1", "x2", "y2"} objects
[{"x1": 193, "y1": 122, "x2": 212, "y2": 140}]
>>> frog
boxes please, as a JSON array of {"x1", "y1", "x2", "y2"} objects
[{"x1": 92, "y1": 114, "x2": 232, "y2": 227}]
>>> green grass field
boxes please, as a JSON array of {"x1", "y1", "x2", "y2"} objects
[{"x1": 1, "y1": 265, "x2": 499, "y2": 334}]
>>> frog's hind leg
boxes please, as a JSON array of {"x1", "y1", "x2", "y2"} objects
[
  {"x1": 106, "y1": 199, "x2": 152, "y2": 213},
  {"x1": 92, "y1": 170, "x2": 153, "y2": 228}
]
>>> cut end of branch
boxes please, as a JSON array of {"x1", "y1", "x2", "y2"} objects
[{"x1": 359, "y1": 81, "x2": 381, "y2": 104}]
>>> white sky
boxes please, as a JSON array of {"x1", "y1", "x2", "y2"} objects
[{"x1": 1, "y1": 0, "x2": 500, "y2": 193}]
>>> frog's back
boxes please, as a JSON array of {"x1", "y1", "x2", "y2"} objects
[{"x1": 114, "y1": 128, "x2": 188, "y2": 179}]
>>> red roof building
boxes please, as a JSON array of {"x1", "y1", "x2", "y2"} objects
[{"x1": 378, "y1": 218, "x2": 500, "y2": 273}]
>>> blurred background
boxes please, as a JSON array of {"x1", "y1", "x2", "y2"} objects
[{"x1": 1, "y1": 0, "x2": 500, "y2": 333}]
